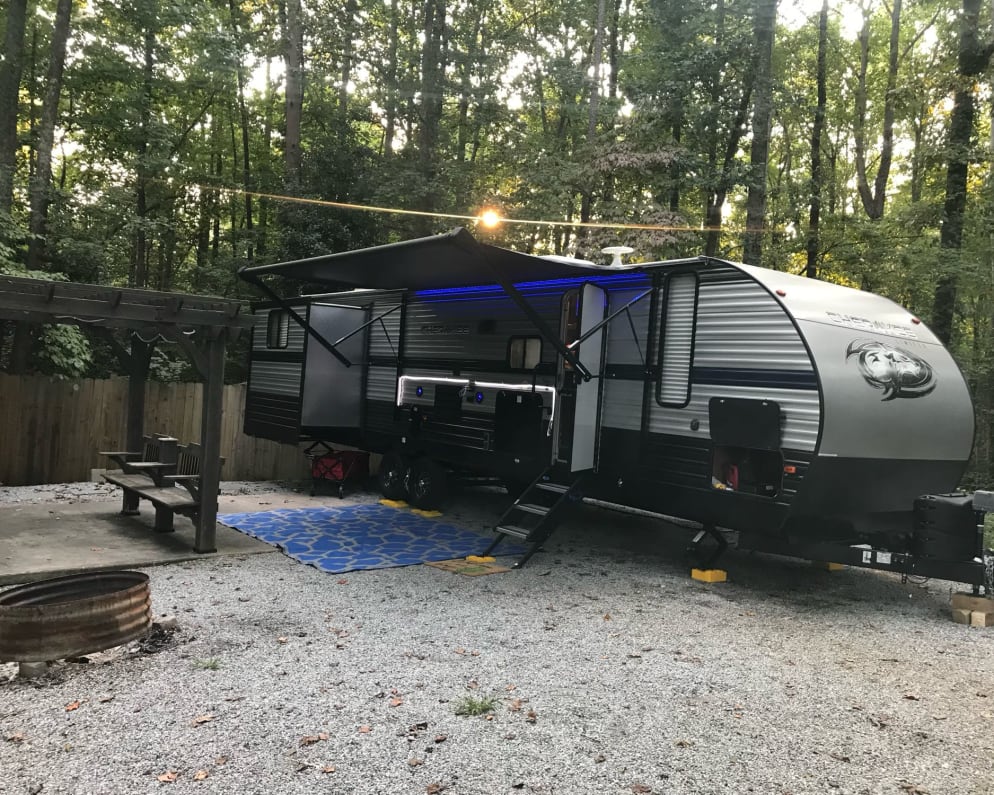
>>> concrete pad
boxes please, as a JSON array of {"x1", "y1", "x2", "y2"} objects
[{"x1": 0, "y1": 491, "x2": 335, "y2": 586}]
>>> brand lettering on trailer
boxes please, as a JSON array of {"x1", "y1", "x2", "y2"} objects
[
  {"x1": 420, "y1": 324, "x2": 470, "y2": 335},
  {"x1": 826, "y1": 311, "x2": 918, "y2": 339},
  {"x1": 846, "y1": 339, "x2": 936, "y2": 401}
]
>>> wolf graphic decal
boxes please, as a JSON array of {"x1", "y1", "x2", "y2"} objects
[{"x1": 846, "y1": 340, "x2": 936, "y2": 401}]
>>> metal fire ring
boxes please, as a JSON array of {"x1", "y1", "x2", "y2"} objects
[{"x1": 0, "y1": 571, "x2": 152, "y2": 663}]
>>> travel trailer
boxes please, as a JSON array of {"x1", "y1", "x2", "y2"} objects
[{"x1": 239, "y1": 228, "x2": 992, "y2": 586}]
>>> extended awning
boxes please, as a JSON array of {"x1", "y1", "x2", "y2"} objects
[
  {"x1": 238, "y1": 227, "x2": 645, "y2": 380},
  {"x1": 237, "y1": 227, "x2": 614, "y2": 291}
]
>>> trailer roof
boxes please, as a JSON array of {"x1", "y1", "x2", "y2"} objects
[{"x1": 239, "y1": 227, "x2": 628, "y2": 290}]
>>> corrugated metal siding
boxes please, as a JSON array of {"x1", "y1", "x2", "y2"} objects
[
  {"x1": 648, "y1": 384, "x2": 819, "y2": 452},
  {"x1": 601, "y1": 378, "x2": 643, "y2": 431},
  {"x1": 367, "y1": 366, "x2": 398, "y2": 403},
  {"x1": 248, "y1": 361, "x2": 303, "y2": 397},
  {"x1": 694, "y1": 281, "x2": 811, "y2": 370},
  {"x1": 368, "y1": 297, "x2": 403, "y2": 359},
  {"x1": 404, "y1": 291, "x2": 563, "y2": 364},
  {"x1": 658, "y1": 273, "x2": 697, "y2": 405},
  {"x1": 604, "y1": 288, "x2": 652, "y2": 366}
]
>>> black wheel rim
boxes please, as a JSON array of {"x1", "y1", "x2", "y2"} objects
[
  {"x1": 410, "y1": 470, "x2": 430, "y2": 503},
  {"x1": 382, "y1": 466, "x2": 402, "y2": 491}
]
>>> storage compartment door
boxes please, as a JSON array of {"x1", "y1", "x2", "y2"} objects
[{"x1": 300, "y1": 303, "x2": 369, "y2": 430}]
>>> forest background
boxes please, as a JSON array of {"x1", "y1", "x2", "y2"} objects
[{"x1": 0, "y1": 0, "x2": 992, "y2": 484}]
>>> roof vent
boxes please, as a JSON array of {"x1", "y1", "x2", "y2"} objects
[{"x1": 601, "y1": 246, "x2": 635, "y2": 268}]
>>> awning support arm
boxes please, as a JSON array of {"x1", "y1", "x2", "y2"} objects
[
  {"x1": 567, "y1": 289, "x2": 651, "y2": 366},
  {"x1": 239, "y1": 271, "x2": 352, "y2": 367},
  {"x1": 465, "y1": 242, "x2": 592, "y2": 380},
  {"x1": 331, "y1": 302, "x2": 401, "y2": 359}
]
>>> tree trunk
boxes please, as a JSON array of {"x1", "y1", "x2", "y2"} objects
[
  {"x1": 580, "y1": 0, "x2": 606, "y2": 225},
  {"x1": 456, "y1": 10, "x2": 482, "y2": 164},
  {"x1": 26, "y1": 0, "x2": 73, "y2": 272},
  {"x1": 932, "y1": 0, "x2": 993, "y2": 345},
  {"x1": 258, "y1": 56, "x2": 273, "y2": 257},
  {"x1": 805, "y1": 0, "x2": 828, "y2": 279},
  {"x1": 742, "y1": 0, "x2": 777, "y2": 265},
  {"x1": 133, "y1": 24, "x2": 156, "y2": 289},
  {"x1": 283, "y1": 0, "x2": 304, "y2": 192},
  {"x1": 416, "y1": 0, "x2": 446, "y2": 235},
  {"x1": 703, "y1": 75, "x2": 754, "y2": 258},
  {"x1": 338, "y1": 0, "x2": 358, "y2": 127},
  {"x1": 229, "y1": 0, "x2": 253, "y2": 264},
  {"x1": 853, "y1": 0, "x2": 901, "y2": 220},
  {"x1": 382, "y1": 0, "x2": 400, "y2": 159},
  {"x1": 0, "y1": 0, "x2": 28, "y2": 215}
]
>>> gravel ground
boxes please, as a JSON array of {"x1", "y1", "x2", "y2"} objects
[{"x1": 2, "y1": 482, "x2": 994, "y2": 795}]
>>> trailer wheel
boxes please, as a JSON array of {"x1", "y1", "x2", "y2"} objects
[
  {"x1": 408, "y1": 458, "x2": 448, "y2": 510},
  {"x1": 379, "y1": 451, "x2": 410, "y2": 500}
]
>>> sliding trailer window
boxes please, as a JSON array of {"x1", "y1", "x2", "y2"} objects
[
  {"x1": 266, "y1": 309, "x2": 290, "y2": 349},
  {"x1": 655, "y1": 271, "x2": 699, "y2": 408}
]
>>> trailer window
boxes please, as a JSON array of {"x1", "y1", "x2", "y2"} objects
[
  {"x1": 656, "y1": 272, "x2": 699, "y2": 407},
  {"x1": 508, "y1": 336, "x2": 542, "y2": 370},
  {"x1": 266, "y1": 310, "x2": 290, "y2": 349}
]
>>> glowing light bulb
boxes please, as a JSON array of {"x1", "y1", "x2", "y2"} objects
[{"x1": 479, "y1": 209, "x2": 501, "y2": 228}]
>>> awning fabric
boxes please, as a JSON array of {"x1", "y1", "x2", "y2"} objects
[{"x1": 238, "y1": 227, "x2": 619, "y2": 291}]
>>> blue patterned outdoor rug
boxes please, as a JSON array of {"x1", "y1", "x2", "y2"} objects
[{"x1": 217, "y1": 503, "x2": 523, "y2": 574}]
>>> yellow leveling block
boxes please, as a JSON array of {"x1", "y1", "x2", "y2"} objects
[
  {"x1": 691, "y1": 568, "x2": 727, "y2": 583},
  {"x1": 379, "y1": 499, "x2": 408, "y2": 508},
  {"x1": 411, "y1": 508, "x2": 443, "y2": 518},
  {"x1": 812, "y1": 561, "x2": 845, "y2": 571}
]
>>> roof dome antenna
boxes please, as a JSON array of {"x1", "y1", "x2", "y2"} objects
[{"x1": 601, "y1": 245, "x2": 635, "y2": 268}]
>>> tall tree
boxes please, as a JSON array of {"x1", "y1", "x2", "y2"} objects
[
  {"x1": 0, "y1": 0, "x2": 28, "y2": 215},
  {"x1": 742, "y1": 0, "x2": 777, "y2": 265},
  {"x1": 853, "y1": 0, "x2": 901, "y2": 220},
  {"x1": 932, "y1": 0, "x2": 994, "y2": 345},
  {"x1": 804, "y1": 0, "x2": 829, "y2": 279},
  {"x1": 26, "y1": 0, "x2": 74, "y2": 271},
  {"x1": 283, "y1": 0, "x2": 304, "y2": 192},
  {"x1": 416, "y1": 0, "x2": 447, "y2": 236},
  {"x1": 228, "y1": 0, "x2": 254, "y2": 264}
]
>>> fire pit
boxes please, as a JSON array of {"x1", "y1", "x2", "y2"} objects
[{"x1": 0, "y1": 571, "x2": 152, "y2": 663}]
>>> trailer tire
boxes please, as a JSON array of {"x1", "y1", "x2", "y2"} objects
[
  {"x1": 408, "y1": 458, "x2": 448, "y2": 510},
  {"x1": 379, "y1": 451, "x2": 410, "y2": 500}
]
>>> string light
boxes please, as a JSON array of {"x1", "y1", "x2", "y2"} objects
[
  {"x1": 190, "y1": 183, "x2": 772, "y2": 234},
  {"x1": 478, "y1": 209, "x2": 502, "y2": 228}
]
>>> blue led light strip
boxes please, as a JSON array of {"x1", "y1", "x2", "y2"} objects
[{"x1": 414, "y1": 272, "x2": 649, "y2": 298}]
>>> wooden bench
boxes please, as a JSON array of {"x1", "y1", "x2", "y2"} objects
[{"x1": 102, "y1": 438, "x2": 221, "y2": 533}]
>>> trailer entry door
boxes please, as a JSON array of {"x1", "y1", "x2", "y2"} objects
[{"x1": 558, "y1": 283, "x2": 607, "y2": 472}]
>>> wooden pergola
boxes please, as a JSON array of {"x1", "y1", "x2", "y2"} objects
[{"x1": 0, "y1": 275, "x2": 254, "y2": 552}]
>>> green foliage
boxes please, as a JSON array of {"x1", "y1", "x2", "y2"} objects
[
  {"x1": 34, "y1": 325, "x2": 93, "y2": 379},
  {"x1": 453, "y1": 694, "x2": 499, "y2": 717}
]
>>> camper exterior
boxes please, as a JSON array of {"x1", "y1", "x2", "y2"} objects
[{"x1": 240, "y1": 228, "x2": 991, "y2": 586}]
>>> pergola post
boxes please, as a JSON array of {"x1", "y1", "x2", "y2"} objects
[
  {"x1": 194, "y1": 328, "x2": 227, "y2": 553},
  {"x1": 125, "y1": 337, "x2": 150, "y2": 455}
]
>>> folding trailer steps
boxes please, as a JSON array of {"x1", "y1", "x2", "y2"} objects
[{"x1": 481, "y1": 467, "x2": 586, "y2": 567}]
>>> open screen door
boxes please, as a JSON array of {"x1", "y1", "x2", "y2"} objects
[
  {"x1": 300, "y1": 303, "x2": 369, "y2": 434},
  {"x1": 557, "y1": 283, "x2": 607, "y2": 472}
]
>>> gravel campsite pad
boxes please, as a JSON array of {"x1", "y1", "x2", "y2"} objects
[{"x1": 2, "y1": 483, "x2": 993, "y2": 794}]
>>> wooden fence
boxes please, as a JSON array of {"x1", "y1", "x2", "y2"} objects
[{"x1": 0, "y1": 374, "x2": 309, "y2": 486}]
